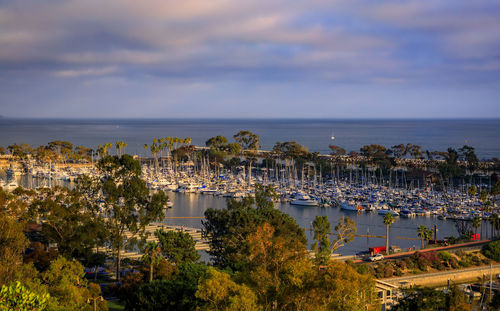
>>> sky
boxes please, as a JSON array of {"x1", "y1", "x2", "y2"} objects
[{"x1": 1, "y1": 0, "x2": 500, "y2": 118}]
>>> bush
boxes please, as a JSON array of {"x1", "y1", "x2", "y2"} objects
[
  {"x1": 482, "y1": 241, "x2": 500, "y2": 262},
  {"x1": 356, "y1": 264, "x2": 372, "y2": 275},
  {"x1": 384, "y1": 265, "x2": 394, "y2": 278},
  {"x1": 459, "y1": 260, "x2": 471, "y2": 268},
  {"x1": 450, "y1": 258, "x2": 460, "y2": 269},
  {"x1": 405, "y1": 258, "x2": 416, "y2": 270},
  {"x1": 438, "y1": 251, "x2": 452, "y2": 264},
  {"x1": 396, "y1": 260, "x2": 407, "y2": 270}
]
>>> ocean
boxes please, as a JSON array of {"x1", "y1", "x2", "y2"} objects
[
  {"x1": 1, "y1": 118, "x2": 500, "y2": 158},
  {"x1": 2, "y1": 118, "x2": 498, "y2": 254}
]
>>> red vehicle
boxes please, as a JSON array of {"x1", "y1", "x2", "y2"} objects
[{"x1": 369, "y1": 246, "x2": 386, "y2": 255}]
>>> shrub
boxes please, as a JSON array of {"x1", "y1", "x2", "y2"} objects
[
  {"x1": 384, "y1": 265, "x2": 394, "y2": 278},
  {"x1": 356, "y1": 264, "x2": 372, "y2": 275},
  {"x1": 405, "y1": 257, "x2": 416, "y2": 270},
  {"x1": 438, "y1": 251, "x2": 452, "y2": 264},
  {"x1": 396, "y1": 260, "x2": 407, "y2": 270},
  {"x1": 482, "y1": 241, "x2": 500, "y2": 262},
  {"x1": 450, "y1": 258, "x2": 460, "y2": 269},
  {"x1": 459, "y1": 260, "x2": 471, "y2": 268},
  {"x1": 471, "y1": 255, "x2": 482, "y2": 266}
]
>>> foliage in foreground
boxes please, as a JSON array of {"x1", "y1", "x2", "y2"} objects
[
  {"x1": 0, "y1": 281, "x2": 49, "y2": 311},
  {"x1": 482, "y1": 240, "x2": 500, "y2": 262}
]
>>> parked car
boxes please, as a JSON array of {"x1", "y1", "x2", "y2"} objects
[{"x1": 368, "y1": 254, "x2": 384, "y2": 262}]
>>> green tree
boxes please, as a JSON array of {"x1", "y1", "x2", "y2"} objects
[
  {"x1": 30, "y1": 187, "x2": 108, "y2": 260},
  {"x1": 328, "y1": 145, "x2": 346, "y2": 156},
  {"x1": 383, "y1": 213, "x2": 395, "y2": 255},
  {"x1": 43, "y1": 256, "x2": 106, "y2": 311},
  {"x1": 471, "y1": 215, "x2": 482, "y2": 238},
  {"x1": 482, "y1": 240, "x2": 500, "y2": 262},
  {"x1": 0, "y1": 212, "x2": 29, "y2": 285},
  {"x1": 206, "y1": 136, "x2": 229, "y2": 150},
  {"x1": 391, "y1": 144, "x2": 406, "y2": 159},
  {"x1": 142, "y1": 242, "x2": 162, "y2": 282},
  {"x1": 0, "y1": 281, "x2": 49, "y2": 311},
  {"x1": 311, "y1": 216, "x2": 331, "y2": 265},
  {"x1": 115, "y1": 141, "x2": 128, "y2": 157},
  {"x1": 7, "y1": 143, "x2": 34, "y2": 160},
  {"x1": 82, "y1": 155, "x2": 168, "y2": 281},
  {"x1": 196, "y1": 268, "x2": 260, "y2": 311},
  {"x1": 202, "y1": 193, "x2": 306, "y2": 271},
  {"x1": 417, "y1": 225, "x2": 433, "y2": 249},
  {"x1": 125, "y1": 263, "x2": 208, "y2": 311},
  {"x1": 155, "y1": 230, "x2": 200, "y2": 264}
]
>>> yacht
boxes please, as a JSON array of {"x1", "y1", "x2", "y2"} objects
[
  {"x1": 377, "y1": 209, "x2": 399, "y2": 216},
  {"x1": 399, "y1": 209, "x2": 415, "y2": 218},
  {"x1": 290, "y1": 194, "x2": 318, "y2": 206}
]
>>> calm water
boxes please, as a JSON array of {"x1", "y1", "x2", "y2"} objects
[
  {"x1": 1, "y1": 118, "x2": 500, "y2": 158},
  {"x1": 2, "y1": 118, "x2": 497, "y2": 255},
  {"x1": 162, "y1": 191, "x2": 469, "y2": 255},
  {"x1": 1, "y1": 175, "x2": 488, "y2": 255}
]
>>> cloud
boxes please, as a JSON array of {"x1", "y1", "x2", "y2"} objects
[
  {"x1": 53, "y1": 67, "x2": 118, "y2": 78},
  {"x1": 0, "y1": 0, "x2": 499, "y2": 118}
]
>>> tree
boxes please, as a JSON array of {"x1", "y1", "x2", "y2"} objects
[
  {"x1": 206, "y1": 136, "x2": 229, "y2": 150},
  {"x1": 0, "y1": 146, "x2": 5, "y2": 155},
  {"x1": 0, "y1": 212, "x2": 29, "y2": 285},
  {"x1": 43, "y1": 256, "x2": 106, "y2": 311},
  {"x1": 115, "y1": 141, "x2": 128, "y2": 157},
  {"x1": 0, "y1": 281, "x2": 49, "y2": 311},
  {"x1": 330, "y1": 216, "x2": 357, "y2": 254},
  {"x1": 196, "y1": 268, "x2": 260, "y2": 311},
  {"x1": 7, "y1": 143, "x2": 34, "y2": 159},
  {"x1": 142, "y1": 242, "x2": 162, "y2": 282},
  {"x1": 328, "y1": 145, "x2": 346, "y2": 157},
  {"x1": 393, "y1": 287, "x2": 446, "y2": 311},
  {"x1": 360, "y1": 144, "x2": 387, "y2": 158},
  {"x1": 482, "y1": 240, "x2": 500, "y2": 262},
  {"x1": 82, "y1": 155, "x2": 168, "y2": 281},
  {"x1": 311, "y1": 216, "x2": 331, "y2": 265},
  {"x1": 383, "y1": 213, "x2": 394, "y2": 255},
  {"x1": 47, "y1": 140, "x2": 74, "y2": 163},
  {"x1": 30, "y1": 187, "x2": 108, "y2": 260},
  {"x1": 304, "y1": 260, "x2": 377, "y2": 311},
  {"x1": 243, "y1": 223, "x2": 309, "y2": 309},
  {"x1": 234, "y1": 131, "x2": 260, "y2": 151},
  {"x1": 391, "y1": 144, "x2": 406, "y2": 159},
  {"x1": 417, "y1": 225, "x2": 433, "y2": 249},
  {"x1": 471, "y1": 215, "x2": 482, "y2": 238},
  {"x1": 490, "y1": 214, "x2": 499, "y2": 238},
  {"x1": 202, "y1": 190, "x2": 306, "y2": 270},
  {"x1": 125, "y1": 262, "x2": 208, "y2": 311},
  {"x1": 155, "y1": 229, "x2": 200, "y2": 264},
  {"x1": 459, "y1": 145, "x2": 479, "y2": 170}
]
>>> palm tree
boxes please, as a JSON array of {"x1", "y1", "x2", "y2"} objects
[
  {"x1": 417, "y1": 225, "x2": 432, "y2": 249},
  {"x1": 115, "y1": 141, "x2": 127, "y2": 157},
  {"x1": 490, "y1": 214, "x2": 499, "y2": 238},
  {"x1": 383, "y1": 213, "x2": 394, "y2": 255},
  {"x1": 142, "y1": 241, "x2": 162, "y2": 282},
  {"x1": 472, "y1": 215, "x2": 482, "y2": 239}
]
